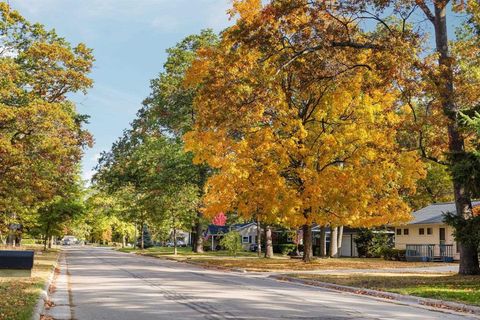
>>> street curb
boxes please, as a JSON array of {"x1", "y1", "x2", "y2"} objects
[
  {"x1": 31, "y1": 250, "x2": 61, "y2": 320},
  {"x1": 269, "y1": 275, "x2": 480, "y2": 317}
]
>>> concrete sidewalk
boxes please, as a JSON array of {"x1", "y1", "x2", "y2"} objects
[{"x1": 43, "y1": 254, "x2": 72, "y2": 320}]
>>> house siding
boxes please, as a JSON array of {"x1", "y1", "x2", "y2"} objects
[
  {"x1": 238, "y1": 224, "x2": 259, "y2": 250},
  {"x1": 394, "y1": 224, "x2": 459, "y2": 260}
]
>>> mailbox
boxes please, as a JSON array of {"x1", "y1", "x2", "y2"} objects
[{"x1": 0, "y1": 250, "x2": 35, "y2": 269}]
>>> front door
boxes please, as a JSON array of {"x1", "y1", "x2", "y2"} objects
[
  {"x1": 439, "y1": 227, "x2": 446, "y2": 245},
  {"x1": 439, "y1": 227, "x2": 446, "y2": 257}
]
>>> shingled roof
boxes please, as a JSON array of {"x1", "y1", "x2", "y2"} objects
[
  {"x1": 410, "y1": 201, "x2": 480, "y2": 225},
  {"x1": 206, "y1": 222, "x2": 256, "y2": 235}
]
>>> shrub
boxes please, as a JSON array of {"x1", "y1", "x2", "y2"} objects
[
  {"x1": 273, "y1": 243, "x2": 299, "y2": 255},
  {"x1": 354, "y1": 228, "x2": 391, "y2": 258},
  {"x1": 279, "y1": 244, "x2": 296, "y2": 256},
  {"x1": 220, "y1": 231, "x2": 243, "y2": 257},
  {"x1": 382, "y1": 248, "x2": 406, "y2": 261},
  {"x1": 21, "y1": 239, "x2": 36, "y2": 245}
]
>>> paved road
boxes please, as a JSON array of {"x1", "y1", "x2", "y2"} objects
[{"x1": 65, "y1": 247, "x2": 475, "y2": 320}]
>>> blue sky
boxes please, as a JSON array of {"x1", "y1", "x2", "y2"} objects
[{"x1": 8, "y1": 0, "x2": 232, "y2": 182}]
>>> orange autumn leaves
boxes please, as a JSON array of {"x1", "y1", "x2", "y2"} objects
[{"x1": 184, "y1": 0, "x2": 425, "y2": 229}]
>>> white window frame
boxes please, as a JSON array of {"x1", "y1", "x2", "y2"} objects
[{"x1": 242, "y1": 236, "x2": 250, "y2": 243}]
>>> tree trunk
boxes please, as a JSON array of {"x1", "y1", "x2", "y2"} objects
[
  {"x1": 133, "y1": 223, "x2": 137, "y2": 249},
  {"x1": 141, "y1": 223, "x2": 145, "y2": 250},
  {"x1": 48, "y1": 235, "x2": 53, "y2": 249},
  {"x1": 319, "y1": 226, "x2": 327, "y2": 257},
  {"x1": 122, "y1": 234, "x2": 126, "y2": 248},
  {"x1": 191, "y1": 225, "x2": 197, "y2": 252},
  {"x1": 330, "y1": 226, "x2": 338, "y2": 258},
  {"x1": 7, "y1": 233, "x2": 14, "y2": 246},
  {"x1": 302, "y1": 224, "x2": 313, "y2": 262},
  {"x1": 264, "y1": 225, "x2": 273, "y2": 258},
  {"x1": 337, "y1": 226, "x2": 344, "y2": 255},
  {"x1": 256, "y1": 219, "x2": 262, "y2": 257},
  {"x1": 194, "y1": 211, "x2": 204, "y2": 253},
  {"x1": 44, "y1": 224, "x2": 50, "y2": 251},
  {"x1": 431, "y1": 3, "x2": 479, "y2": 275},
  {"x1": 173, "y1": 227, "x2": 177, "y2": 256}
]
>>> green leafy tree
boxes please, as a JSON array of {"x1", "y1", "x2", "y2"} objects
[
  {"x1": 140, "y1": 30, "x2": 218, "y2": 253},
  {"x1": 0, "y1": 3, "x2": 93, "y2": 241},
  {"x1": 220, "y1": 231, "x2": 243, "y2": 257},
  {"x1": 37, "y1": 197, "x2": 85, "y2": 250}
]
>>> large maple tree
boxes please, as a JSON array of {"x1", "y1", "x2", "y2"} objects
[{"x1": 185, "y1": 0, "x2": 424, "y2": 262}]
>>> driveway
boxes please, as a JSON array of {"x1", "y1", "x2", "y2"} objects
[{"x1": 63, "y1": 247, "x2": 474, "y2": 320}]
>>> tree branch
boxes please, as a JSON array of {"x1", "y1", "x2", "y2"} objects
[{"x1": 415, "y1": 0, "x2": 435, "y2": 24}]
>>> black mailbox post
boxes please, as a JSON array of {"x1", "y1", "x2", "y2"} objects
[{"x1": 0, "y1": 250, "x2": 35, "y2": 270}]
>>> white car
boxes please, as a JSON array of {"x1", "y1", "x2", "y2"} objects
[{"x1": 62, "y1": 235, "x2": 77, "y2": 246}]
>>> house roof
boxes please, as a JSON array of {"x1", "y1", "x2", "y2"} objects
[
  {"x1": 409, "y1": 201, "x2": 480, "y2": 225},
  {"x1": 206, "y1": 222, "x2": 256, "y2": 235}
]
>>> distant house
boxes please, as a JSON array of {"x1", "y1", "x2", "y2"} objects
[
  {"x1": 394, "y1": 201, "x2": 480, "y2": 261},
  {"x1": 273, "y1": 226, "x2": 362, "y2": 257},
  {"x1": 311, "y1": 226, "x2": 362, "y2": 257},
  {"x1": 205, "y1": 222, "x2": 260, "y2": 251}
]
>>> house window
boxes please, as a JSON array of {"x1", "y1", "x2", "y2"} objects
[
  {"x1": 396, "y1": 228, "x2": 402, "y2": 236},
  {"x1": 403, "y1": 228, "x2": 409, "y2": 235},
  {"x1": 242, "y1": 236, "x2": 250, "y2": 243},
  {"x1": 427, "y1": 228, "x2": 433, "y2": 235},
  {"x1": 419, "y1": 228, "x2": 425, "y2": 235}
]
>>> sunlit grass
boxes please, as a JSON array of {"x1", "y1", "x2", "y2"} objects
[
  {"x1": 0, "y1": 246, "x2": 59, "y2": 320},
  {"x1": 118, "y1": 246, "x2": 451, "y2": 271},
  {"x1": 290, "y1": 273, "x2": 480, "y2": 306}
]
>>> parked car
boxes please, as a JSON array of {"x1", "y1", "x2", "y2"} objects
[
  {"x1": 249, "y1": 243, "x2": 258, "y2": 252},
  {"x1": 62, "y1": 235, "x2": 77, "y2": 246},
  {"x1": 166, "y1": 240, "x2": 187, "y2": 247},
  {"x1": 177, "y1": 240, "x2": 186, "y2": 247}
]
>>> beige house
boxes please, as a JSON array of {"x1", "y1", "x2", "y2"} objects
[{"x1": 394, "y1": 201, "x2": 480, "y2": 261}]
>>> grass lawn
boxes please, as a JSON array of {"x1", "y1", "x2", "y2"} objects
[
  {"x1": 290, "y1": 273, "x2": 480, "y2": 306},
  {"x1": 118, "y1": 246, "x2": 450, "y2": 271},
  {"x1": 0, "y1": 246, "x2": 59, "y2": 320}
]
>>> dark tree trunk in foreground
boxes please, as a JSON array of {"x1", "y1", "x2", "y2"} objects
[
  {"x1": 302, "y1": 224, "x2": 313, "y2": 262},
  {"x1": 191, "y1": 225, "x2": 197, "y2": 252},
  {"x1": 420, "y1": 1, "x2": 480, "y2": 275},
  {"x1": 329, "y1": 226, "x2": 338, "y2": 258},
  {"x1": 319, "y1": 226, "x2": 327, "y2": 257},
  {"x1": 264, "y1": 225, "x2": 273, "y2": 258}
]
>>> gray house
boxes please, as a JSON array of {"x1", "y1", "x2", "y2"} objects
[{"x1": 205, "y1": 222, "x2": 260, "y2": 251}]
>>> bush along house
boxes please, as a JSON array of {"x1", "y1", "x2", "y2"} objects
[{"x1": 393, "y1": 201, "x2": 480, "y2": 262}]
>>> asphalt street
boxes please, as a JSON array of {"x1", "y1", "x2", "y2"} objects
[{"x1": 64, "y1": 247, "x2": 475, "y2": 320}]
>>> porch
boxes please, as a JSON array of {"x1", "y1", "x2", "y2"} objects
[{"x1": 405, "y1": 244, "x2": 454, "y2": 262}]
